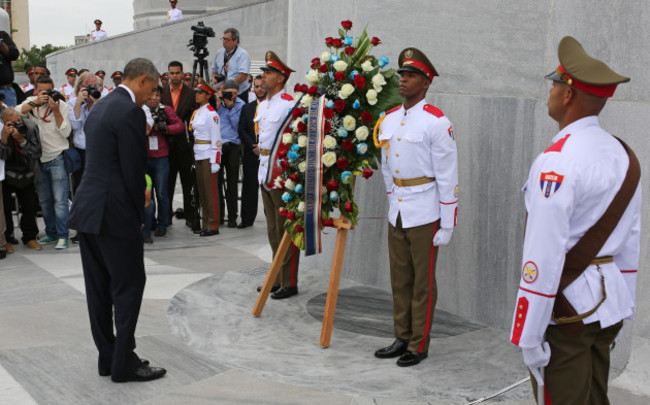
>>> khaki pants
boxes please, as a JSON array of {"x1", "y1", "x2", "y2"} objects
[
  {"x1": 0, "y1": 182, "x2": 6, "y2": 250},
  {"x1": 388, "y1": 214, "x2": 439, "y2": 353},
  {"x1": 531, "y1": 321, "x2": 623, "y2": 405},
  {"x1": 261, "y1": 188, "x2": 299, "y2": 287},
  {"x1": 195, "y1": 159, "x2": 219, "y2": 231}
]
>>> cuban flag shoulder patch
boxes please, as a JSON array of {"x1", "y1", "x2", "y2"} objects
[{"x1": 539, "y1": 171, "x2": 564, "y2": 198}]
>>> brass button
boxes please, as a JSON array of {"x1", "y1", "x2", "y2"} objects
[
  {"x1": 398, "y1": 198, "x2": 403, "y2": 202},
  {"x1": 397, "y1": 137, "x2": 402, "y2": 141},
  {"x1": 516, "y1": 323, "x2": 521, "y2": 328},
  {"x1": 261, "y1": 163, "x2": 265, "y2": 167},
  {"x1": 518, "y1": 314, "x2": 523, "y2": 319},
  {"x1": 396, "y1": 153, "x2": 399, "y2": 157},
  {"x1": 263, "y1": 117, "x2": 266, "y2": 120},
  {"x1": 519, "y1": 305, "x2": 524, "y2": 310},
  {"x1": 266, "y1": 105, "x2": 270, "y2": 109},
  {"x1": 262, "y1": 129, "x2": 265, "y2": 132},
  {"x1": 395, "y1": 169, "x2": 399, "y2": 174},
  {"x1": 410, "y1": 138, "x2": 415, "y2": 141},
  {"x1": 400, "y1": 121, "x2": 405, "y2": 126}
]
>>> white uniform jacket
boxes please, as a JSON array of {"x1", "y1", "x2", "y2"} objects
[
  {"x1": 379, "y1": 99, "x2": 459, "y2": 229},
  {"x1": 90, "y1": 29, "x2": 107, "y2": 42},
  {"x1": 511, "y1": 116, "x2": 641, "y2": 348},
  {"x1": 190, "y1": 103, "x2": 222, "y2": 164},
  {"x1": 60, "y1": 83, "x2": 75, "y2": 101},
  {"x1": 167, "y1": 8, "x2": 183, "y2": 22},
  {"x1": 22, "y1": 83, "x2": 33, "y2": 94},
  {"x1": 254, "y1": 90, "x2": 293, "y2": 186}
]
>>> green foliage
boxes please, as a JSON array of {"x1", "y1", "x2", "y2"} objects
[{"x1": 13, "y1": 44, "x2": 66, "y2": 72}]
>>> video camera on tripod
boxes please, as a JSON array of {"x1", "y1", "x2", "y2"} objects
[{"x1": 187, "y1": 21, "x2": 215, "y2": 60}]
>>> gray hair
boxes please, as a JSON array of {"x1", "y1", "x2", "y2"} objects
[
  {"x1": 222, "y1": 80, "x2": 239, "y2": 91},
  {"x1": 124, "y1": 58, "x2": 159, "y2": 82},
  {"x1": 1, "y1": 107, "x2": 19, "y2": 123},
  {"x1": 224, "y1": 28, "x2": 239, "y2": 42}
]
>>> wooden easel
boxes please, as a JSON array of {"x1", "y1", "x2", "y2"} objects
[{"x1": 252, "y1": 214, "x2": 354, "y2": 348}]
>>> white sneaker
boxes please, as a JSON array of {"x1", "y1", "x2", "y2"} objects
[{"x1": 55, "y1": 239, "x2": 69, "y2": 249}]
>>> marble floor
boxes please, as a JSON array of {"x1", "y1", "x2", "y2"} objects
[{"x1": 1, "y1": 192, "x2": 649, "y2": 404}]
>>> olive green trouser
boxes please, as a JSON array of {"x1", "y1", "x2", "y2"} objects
[{"x1": 261, "y1": 188, "x2": 299, "y2": 287}]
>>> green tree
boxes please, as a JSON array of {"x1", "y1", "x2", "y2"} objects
[{"x1": 13, "y1": 44, "x2": 67, "y2": 72}]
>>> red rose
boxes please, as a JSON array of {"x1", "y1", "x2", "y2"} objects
[
  {"x1": 362, "y1": 168, "x2": 374, "y2": 179},
  {"x1": 293, "y1": 84, "x2": 303, "y2": 93},
  {"x1": 336, "y1": 157, "x2": 349, "y2": 169},
  {"x1": 371, "y1": 37, "x2": 381, "y2": 46},
  {"x1": 280, "y1": 160, "x2": 289, "y2": 170},
  {"x1": 332, "y1": 38, "x2": 343, "y2": 48},
  {"x1": 326, "y1": 180, "x2": 338, "y2": 190},
  {"x1": 344, "y1": 46, "x2": 355, "y2": 55},
  {"x1": 322, "y1": 218, "x2": 334, "y2": 227},
  {"x1": 334, "y1": 72, "x2": 345, "y2": 82},
  {"x1": 295, "y1": 224, "x2": 304, "y2": 233},
  {"x1": 341, "y1": 20, "x2": 353, "y2": 29},
  {"x1": 311, "y1": 57, "x2": 320, "y2": 65},
  {"x1": 278, "y1": 180, "x2": 285, "y2": 188},
  {"x1": 353, "y1": 75, "x2": 365, "y2": 89},
  {"x1": 324, "y1": 121, "x2": 332, "y2": 133},
  {"x1": 297, "y1": 121, "x2": 307, "y2": 133},
  {"x1": 344, "y1": 202, "x2": 353, "y2": 213},
  {"x1": 342, "y1": 139, "x2": 354, "y2": 151},
  {"x1": 325, "y1": 37, "x2": 334, "y2": 46},
  {"x1": 361, "y1": 111, "x2": 372, "y2": 123},
  {"x1": 278, "y1": 149, "x2": 287, "y2": 158},
  {"x1": 287, "y1": 211, "x2": 297, "y2": 221},
  {"x1": 334, "y1": 99, "x2": 346, "y2": 113},
  {"x1": 323, "y1": 107, "x2": 334, "y2": 119},
  {"x1": 308, "y1": 85, "x2": 318, "y2": 96},
  {"x1": 299, "y1": 84, "x2": 309, "y2": 93},
  {"x1": 318, "y1": 64, "x2": 328, "y2": 73},
  {"x1": 295, "y1": 107, "x2": 305, "y2": 116},
  {"x1": 292, "y1": 108, "x2": 301, "y2": 119},
  {"x1": 289, "y1": 173, "x2": 298, "y2": 182},
  {"x1": 279, "y1": 208, "x2": 288, "y2": 217}
]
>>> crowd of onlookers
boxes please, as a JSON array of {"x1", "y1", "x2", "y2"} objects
[{"x1": 0, "y1": 25, "x2": 266, "y2": 259}]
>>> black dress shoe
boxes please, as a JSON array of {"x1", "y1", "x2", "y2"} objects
[
  {"x1": 374, "y1": 339, "x2": 408, "y2": 359},
  {"x1": 154, "y1": 227, "x2": 167, "y2": 237},
  {"x1": 111, "y1": 364, "x2": 166, "y2": 383},
  {"x1": 396, "y1": 350, "x2": 428, "y2": 367},
  {"x1": 237, "y1": 223, "x2": 252, "y2": 229},
  {"x1": 6, "y1": 235, "x2": 19, "y2": 245},
  {"x1": 271, "y1": 286, "x2": 298, "y2": 299},
  {"x1": 193, "y1": 228, "x2": 207, "y2": 235},
  {"x1": 227, "y1": 221, "x2": 237, "y2": 228},
  {"x1": 199, "y1": 229, "x2": 219, "y2": 237},
  {"x1": 0, "y1": 250, "x2": 6, "y2": 260},
  {"x1": 71, "y1": 235, "x2": 80, "y2": 243},
  {"x1": 99, "y1": 359, "x2": 150, "y2": 376},
  {"x1": 257, "y1": 284, "x2": 280, "y2": 293}
]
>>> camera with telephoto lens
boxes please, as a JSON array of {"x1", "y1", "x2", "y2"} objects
[
  {"x1": 152, "y1": 107, "x2": 168, "y2": 134},
  {"x1": 85, "y1": 85, "x2": 102, "y2": 99},
  {"x1": 188, "y1": 21, "x2": 215, "y2": 61},
  {"x1": 7, "y1": 120, "x2": 27, "y2": 135},
  {"x1": 44, "y1": 89, "x2": 65, "y2": 103},
  {"x1": 221, "y1": 90, "x2": 235, "y2": 101}
]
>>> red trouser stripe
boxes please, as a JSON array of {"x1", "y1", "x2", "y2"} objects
[
  {"x1": 290, "y1": 243, "x2": 297, "y2": 286},
  {"x1": 418, "y1": 222, "x2": 438, "y2": 353},
  {"x1": 211, "y1": 173, "x2": 218, "y2": 230},
  {"x1": 544, "y1": 384, "x2": 552, "y2": 404}
]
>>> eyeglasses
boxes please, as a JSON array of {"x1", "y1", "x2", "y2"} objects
[{"x1": 222, "y1": 37, "x2": 233, "y2": 42}]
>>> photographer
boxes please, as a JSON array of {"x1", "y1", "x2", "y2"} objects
[
  {"x1": 142, "y1": 85, "x2": 184, "y2": 241},
  {"x1": 0, "y1": 29, "x2": 20, "y2": 107},
  {"x1": 69, "y1": 71, "x2": 101, "y2": 192},
  {"x1": 216, "y1": 80, "x2": 244, "y2": 228},
  {"x1": 0, "y1": 108, "x2": 42, "y2": 253},
  {"x1": 210, "y1": 28, "x2": 251, "y2": 102},
  {"x1": 19, "y1": 76, "x2": 71, "y2": 249}
]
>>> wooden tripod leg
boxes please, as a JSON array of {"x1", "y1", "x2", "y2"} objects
[
  {"x1": 319, "y1": 218, "x2": 350, "y2": 347},
  {"x1": 252, "y1": 231, "x2": 292, "y2": 317}
]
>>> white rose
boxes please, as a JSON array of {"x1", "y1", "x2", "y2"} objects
[
  {"x1": 282, "y1": 133, "x2": 293, "y2": 144},
  {"x1": 333, "y1": 60, "x2": 348, "y2": 72},
  {"x1": 297, "y1": 202, "x2": 306, "y2": 212},
  {"x1": 306, "y1": 69, "x2": 319, "y2": 84},
  {"x1": 320, "y1": 51, "x2": 331, "y2": 63},
  {"x1": 298, "y1": 161, "x2": 307, "y2": 172},
  {"x1": 298, "y1": 135, "x2": 308, "y2": 148},
  {"x1": 366, "y1": 89, "x2": 378, "y2": 105},
  {"x1": 372, "y1": 73, "x2": 386, "y2": 88},
  {"x1": 323, "y1": 135, "x2": 337, "y2": 149},
  {"x1": 322, "y1": 151, "x2": 337, "y2": 167},
  {"x1": 355, "y1": 126, "x2": 369, "y2": 141},
  {"x1": 361, "y1": 60, "x2": 373, "y2": 72},
  {"x1": 273, "y1": 176, "x2": 283, "y2": 188},
  {"x1": 343, "y1": 115, "x2": 356, "y2": 131},
  {"x1": 284, "y1": 179, "x2": 295, "y2": 190},
  {"x1": 300, "y1": 95, "x2": 314, "y2": 107},
  {"x1": 338, "y1": 83, "x2": 355, "y2": 99}
]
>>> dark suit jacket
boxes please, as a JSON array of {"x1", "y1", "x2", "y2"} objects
[
  {"x1": 67, "y1": 87, "x2": 147, "y2": 237},
  {"x1": 238, "y1": 99, "x2": 259, "y2": 151},
  {"x1": 161, "y1": 84, "x2": 195, "y2": 150}
]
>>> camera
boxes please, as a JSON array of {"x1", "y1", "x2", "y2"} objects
[
  {"x1": 214, "y1": 73, "x2": 226, "y2": 83},
  {"x1": 188, "y1": 21, "x2": 215, "y2": 59},
  {"x1": 7, "y1": 120, "x2": 27, "y2": 135},
  {"x1": 221, "y1": 90, "x2": 234, "y2": 101},
  {"x1": 85, "y1": 85, "x2": 102, "y2": 99},
  {"x1": 44, "y1": 89, "x2": 65, "y2": 103},
  {"x1": 152, "y1": 107, "x2": 168, "y2": 134}
]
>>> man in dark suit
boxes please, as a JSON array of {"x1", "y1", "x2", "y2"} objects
[
  {"x1": 160, "y1": 61, "x2": 196, "y2": 227},
  {"x1": 236, "y1": 75, "x2": 266, "y2": 228},
  {"x1": 67, "y1": 58, "x2": 166, "y2": 383}
]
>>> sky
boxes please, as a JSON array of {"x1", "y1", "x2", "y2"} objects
[{"x1": 28, "y1": 0, "x2": 135, "y2": 47}]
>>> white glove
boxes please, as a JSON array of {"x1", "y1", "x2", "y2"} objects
[
  {"x1": 211, "y1": 163, "x2": 220, "y2": 174},
  {"x1": 522, "y1": 342, "x2": 551, "y2": 385},
  {"x1": 432, "y1": 227, "x2": 453, "y2": 246}
]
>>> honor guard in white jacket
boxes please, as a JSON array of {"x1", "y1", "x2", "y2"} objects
[
  {"x1": 190, "y1": 80, "x2": 222, "y2": 237},
  {"x1": 110, "y1": 71, "x2": 123, "y2": 91},
  {"x1": 59, "y1": 68, "x2": 77, "y2": 101},
  {"x1": 511, "y1": 36, "x2": 639, "y2": 404},
  {"x1": 90, "y1": 19, "x2": 107, "y2": 42},
  {"x1": 254, "y1": 51, "x2": 300, "y2": 300},
  {"x1": 373, "y1": 47, "x2": 459, "y2": 367},
  {"x1": 22, "y1": 67, "x2": 35, "y2": 94},
  {"x1": 167, "y1": 0, "x2": 183, "y2": 22}
]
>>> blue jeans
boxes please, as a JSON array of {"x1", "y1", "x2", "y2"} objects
[
  {"x1": 37, "y1": 154, "x2": 70, "y2": 239},
  {"x1": 0, "y1": 88, "x2": 17, "y2": 107},
  {"x1": 145, "y1": 156, "x2": 170, "y2": 229}
]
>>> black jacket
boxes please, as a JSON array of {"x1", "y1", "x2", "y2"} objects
[
  {"x1": 67, "y1": 87, "x2": 147, "y2": 237},
  {"x1": 0, "y1": 31, "x2": 19, "y2": 86},
  {"x1": 0, "y1": 119, "x2": 41, "y2": 187},
  {"x1": 238, "y1": 99, "x2": 259, "y2": 150}
]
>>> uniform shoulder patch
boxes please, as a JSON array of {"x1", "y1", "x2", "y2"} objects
[
  {"x1": 385, "y1": 105, "x2": 401, "y2": 115},
  {"x1": 522, "y1": 261, "x2": 539, "y2": 283},
  {"x1": 539, "y1": 171, "x2": 564, "y2": 198},
  {"x1": 281, "y1": 93, "x2": 294, "y2": 101},
  {"x1": 206, "y1": 105, "x2": 215, "y2": 112},
  {"x1": 544, "y1": 134, "x2": 571, "y2": 153},
  {"x1": 423, "y1": 104, "x2": 444, "y2": 118}
]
